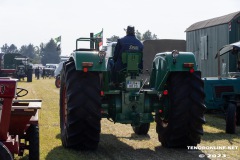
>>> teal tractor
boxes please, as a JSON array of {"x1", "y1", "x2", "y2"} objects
[
  {"x1": 203, "y1": 41, "x2": 240, "y2": 134},
  {"x1": 59, "y1": 33, "x2": 206, "y2": 150}
]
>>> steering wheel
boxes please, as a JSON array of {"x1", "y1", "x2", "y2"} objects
[{"x1": 16, "y1": 88, "x2": 28, "y2": 97}]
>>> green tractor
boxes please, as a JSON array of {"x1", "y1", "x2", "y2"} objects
[
  {"x1": 59, "y1": 33, "x2": 206, "y2": 150},
  {"x1": 0, "y1": 53, "x2": 33, "y2": 82}
]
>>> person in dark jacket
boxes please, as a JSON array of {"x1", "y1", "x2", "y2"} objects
[
  {"x1": 113, "y1": 25, "x2": 143, "y2": 72},
  {"x1": 35, "y1": 67, "x2": 40, "y2": 80}
]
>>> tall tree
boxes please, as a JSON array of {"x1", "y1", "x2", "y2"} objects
[
  {"x1": 142, "y1": 30, "x2": 153, "y2": 40},
  {"x1": 8, "y1": 44, "x2": 18, "y2": 53},
  {"x1": 106, "y1": 35, "x2": 119, "y2": 43},
  {"x1": 107, "y1": 29, "x2": 159, "y2": 42},
  {"x1": 33, "y1": 46, "x2": 41, "y2": 64},
  {"x1": 41, "y1": 39, "x2": 60, "y2": 65},
  {"x1": 19, "y1": 44, "x2": 35, "y2": 59},
  {"x1": 1, "y1": 44, "x2": 9, "y2": 53},
  {"x1": 1, "y1": 44, "x2": 18, "y2": 53},
  {"x1": 152, "y1": 34, "x2": 158, "y2": 40},
  {"x1": 19, "y1": 45, "x2": 27, "y2": 55},
  {"x1": 135, "y1": 30, "x2": 142, "y2": 41}
]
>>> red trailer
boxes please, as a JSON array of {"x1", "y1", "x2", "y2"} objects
[{"x1": 0, "y1": 77, "x2": 41, "y2": 160}]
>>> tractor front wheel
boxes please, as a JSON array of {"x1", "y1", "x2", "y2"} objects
[
  {"x1": 0, "y1": 142, "x2": 13, "y2": 160},
  {"x1": 132, "y1": 123, "x2": 150, "y2": 135},
  {"x1": 226, "y1": 103, "x2": 236, "y2": 134}
]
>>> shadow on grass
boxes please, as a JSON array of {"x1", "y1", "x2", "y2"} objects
[
  {"x1": 117, "y1": 133, "x2": 151, "y2": 140},
  {"x1": 17, "y1": 80, "x2": 33, "y2": 83},
  {"x1": 202, "y1": 131, "x2": 240, "y2": 143},
  {"x1": 202, "y1": 113, "x2": 240, "y2": 143},
  {"x1": 46, "y1": 133, "x2": 209, "y2": 160},
  {"x1": 56, "y1": 133, "x2": 61, "y2": 139},
  {"x1": 204, "y1": 113, "x2": 227, "y2": 131}
]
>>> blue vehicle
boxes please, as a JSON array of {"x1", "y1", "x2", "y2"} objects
[{"x1": 204, "y1": 41, "x2": 240, "y2": 134}]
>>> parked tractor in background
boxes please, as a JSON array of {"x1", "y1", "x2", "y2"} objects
[
  {"x1": 43, "y1": 63, "x2": 58, "y2": 78},
  {"x1": 203, "y1": 41, "x2": 240, "y2": 134},
  {"x1": 0, "y1": 77, "x2": 42, "y2": 160},
  {"x1": 0, "y1": 53, "x2": 33, "y2": 82},
  {"x1": 59, "y1": 33, "x2": 206, "y2": 150}
]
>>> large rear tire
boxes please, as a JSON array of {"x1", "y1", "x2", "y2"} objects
[
  {"x1": 26, "y1": 124, "x2": 39, "y2": 160},
  {"x1": 156, "y1": 72, "x2": 206, "y2": 147},
  {"x1": 226, "y1": 103, "x2": 236, "y2": 134},
  {"x1": 60, "y1": 60, "x2": 101, "y2": 150},
  {"x1": 236, "y1": 107, "x2": 240, "y2": 126},
  {"x1": 0, "y1": 142, "x2": 13, "y2": 160}
]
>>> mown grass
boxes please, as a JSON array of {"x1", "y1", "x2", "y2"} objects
[{"x1": 14, "y1": 77, "x2": 240, "y2": 160}]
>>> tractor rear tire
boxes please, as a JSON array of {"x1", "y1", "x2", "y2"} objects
[
  {"x1": 0, "y1": 142, "x2": 13, "y2": 160},
  {"x1": 226, "y1": 103, "x2": 236, "y2": 134},
  {"x1": 132, "y1": 123, "x2": 150, "y2": 135},
  {"x1": 27, "y1": 69, "x2": 33, "y2": 82},
  {"x1": 27, "y1": 124, "x2": 39, "y2": 160},
  {"x1": 236, "y1": 107, "x2": 240, "y2": 126},
  {"x1": 156, "y1": 71, "x2": 206, "y2": 147},
  {"x1": 60, "y1": 60, "x2": 101, "y2": 150},
  {"x1": 55, "y1": 75, "x2": 61, "y2": 88}
]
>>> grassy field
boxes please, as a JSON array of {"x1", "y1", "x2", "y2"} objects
[{"x1": 14, "y1": 78, "x2": 240, "y2": 160}]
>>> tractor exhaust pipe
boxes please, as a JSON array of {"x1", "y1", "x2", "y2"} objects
[{"x1": 90, "y1": 33, "x2": 94, "y2": 49}]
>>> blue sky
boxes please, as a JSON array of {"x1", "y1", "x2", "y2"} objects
[{"x1": 0, "y1": 0, "x2": 239, "y2": 55}]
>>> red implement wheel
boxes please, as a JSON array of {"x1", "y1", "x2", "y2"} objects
[
  {"x1": 0, "y1": 142, "x2": 13, "y2": 160},
  {"x1": 55, "y1": 75, "x2": 61, "y2": 88},
  {"x1": 26, "y1": 124, "x2": 39, "y2": 160}
]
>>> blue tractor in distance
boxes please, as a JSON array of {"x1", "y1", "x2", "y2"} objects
[{"x1": 203, "y1": 41, "x2": 240, "y2": 134}]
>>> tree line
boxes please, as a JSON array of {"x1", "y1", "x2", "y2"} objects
[
  {"x1": 0, "y1": 39, "x2": 60, "y2": 65},
  {"x1": 107, "y1": 30, "x2": 158, "y2": 42},
  {"x1": 1, "y1": 30, "x2": 158, "y2": 64}
]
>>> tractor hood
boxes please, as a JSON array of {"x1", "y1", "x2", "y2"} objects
[{"x1": 72, "y1": 51, "x2": 108, "y2": 71}]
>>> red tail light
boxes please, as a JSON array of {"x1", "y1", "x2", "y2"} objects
[
  {"x1": 163, "y1": 90, "x2": 168, "y2": 95},
  {"x1": 83, "y1": 68, "x2": 88, "y2": 73},
  {"x1": 190, "y1": 68, "x2": 194, "y2": 73},
  {"x1": 159, "y1": 109, "x2": 163, "y2": 113}
]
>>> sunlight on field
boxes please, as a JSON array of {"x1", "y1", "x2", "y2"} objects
[{"x1": 13, "y1": 77, "x2": 240, "y2": 160}]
